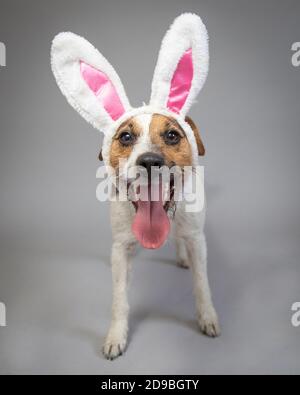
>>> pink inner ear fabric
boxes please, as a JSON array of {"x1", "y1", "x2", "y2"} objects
[
  {"x1": 80, "y1": 61, "x2": 125, "y2": 121},
  {"x1": 167, "y1": 48, "x2": 193, "y2": 114}
]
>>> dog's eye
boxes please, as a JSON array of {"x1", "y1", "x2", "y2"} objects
[
  {"x1": 164, "y1": 130, "x2": 181, "y2": 145},
  {"x1": 119, "y1": 131, "x2": 135, "y2": 146}
]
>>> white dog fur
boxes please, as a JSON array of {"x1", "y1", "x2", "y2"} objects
[{"x1": 51, "y1": 13, "x2": 220, "y2": 360}]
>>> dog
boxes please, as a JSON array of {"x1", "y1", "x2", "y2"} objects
[{"x1": 51, "y1": 13, "x2": 220, "y2": 360}]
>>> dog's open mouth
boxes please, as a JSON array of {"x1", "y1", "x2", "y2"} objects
[{"x1": 129, "y1": 177, "x2": 175, "y2": 249}]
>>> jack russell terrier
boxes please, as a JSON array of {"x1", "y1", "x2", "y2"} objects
[{"x1": 51, "y1": 13, "x2": 220, "y2": 360}]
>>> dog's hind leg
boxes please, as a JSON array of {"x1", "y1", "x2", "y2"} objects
[
  {"x1": 175, "y1": 237, "x2": 190, "y2": 269},
  {"x1": 103, "y1": 241, "x2": 133, "y2": 360}
]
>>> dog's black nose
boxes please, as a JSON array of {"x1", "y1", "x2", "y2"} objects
[{"x1": 136, "y1": 152, "x2": 165, "y2": 174}]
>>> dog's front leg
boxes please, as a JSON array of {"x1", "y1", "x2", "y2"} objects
[
  {"x1": 187, "y1": 233, "x2": 221, "y2": 338},
  {"x1": 103, "y1": 241, "x2": 132, "y2": 360}
]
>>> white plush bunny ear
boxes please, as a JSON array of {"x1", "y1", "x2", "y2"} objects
[
  {"x1": 150, "y1": 13, "x2": 209, "y2": 116},
  {"x1": 51, "y1": 32, "x2": 131, "y2": 133}
]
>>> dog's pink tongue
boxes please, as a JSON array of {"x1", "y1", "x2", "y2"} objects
[{"x1": 132, "y1": 183, "x2": 170, "y2": 249}]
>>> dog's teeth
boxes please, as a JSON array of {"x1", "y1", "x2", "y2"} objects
[{"x1": 167, "y1": 207, "x2": 175, "y2": 217}]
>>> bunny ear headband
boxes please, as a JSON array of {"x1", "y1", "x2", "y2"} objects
[{"x1": 51, "y1": 13, "x2": 209, "y2": 161}]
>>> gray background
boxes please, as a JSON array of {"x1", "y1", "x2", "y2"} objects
[{"x1": 0, "y1": 0, "x2": 299, "y2": 374}]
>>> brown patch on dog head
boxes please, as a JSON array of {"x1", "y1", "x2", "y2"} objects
[
  {"x1": 149, "y1": 114, "x2": 193, "y2": 167},
  {"x1": 109, "y1": 117, "x2": 142, "y2": 169},
  {"x1": 98, "y1": 149, "x2": 103, "y2": 161},
  {"x1": 185, "y1": 116, "x2": 205, "y2": 156}
]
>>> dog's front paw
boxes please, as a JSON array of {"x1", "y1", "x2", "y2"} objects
[
  {"x1": 198, "y1": 308, "x2": 221, "y2": 338},
  {"x1": 103, "y1": 328, "x2": 127, "y2": 360}
]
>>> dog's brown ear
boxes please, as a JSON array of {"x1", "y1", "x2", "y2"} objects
[
  {"x1": 98, "y1": 149, "x2": 103, "y2": 161},
  {"x1": 185, "y1": 116, "x2": 205, "y2": 156}
]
